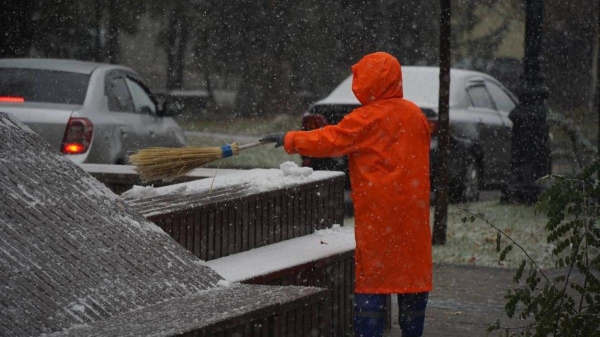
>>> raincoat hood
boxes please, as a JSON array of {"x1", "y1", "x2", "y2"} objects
[{"x1": 351, "y1": 52, "x2": 403, "y2": 105}]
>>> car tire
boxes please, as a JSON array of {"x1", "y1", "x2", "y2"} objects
[{"x1": 450, "y1": 154, "x2": 480, "y2": 203}]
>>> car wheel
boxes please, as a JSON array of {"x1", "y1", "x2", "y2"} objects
[{"x1": 450, "y1": 154, "x2": 480, "y2": 203}]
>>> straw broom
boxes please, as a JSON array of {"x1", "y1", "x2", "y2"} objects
[{"x1": 128, "y1": 141, "x2": 269, "y2": 182}]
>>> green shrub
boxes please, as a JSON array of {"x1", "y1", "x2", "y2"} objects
[{"x1": 487, "y1": 159, "x2": 600, "y2": 336}]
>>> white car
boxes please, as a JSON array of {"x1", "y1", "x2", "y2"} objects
[{"x1": 0, "y1": 58, "x2": 186, "y2": 164}]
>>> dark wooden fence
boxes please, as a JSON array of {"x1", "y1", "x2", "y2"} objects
[
  {"x1": 182, "y1": 286, "x2": 332, "y2": 337},
  {"x1": 126, "y1": 175, "x2": 345, "y2": 261},
  {"x1": 243, "y1": 251, "x2": 357, "y2": 337}
]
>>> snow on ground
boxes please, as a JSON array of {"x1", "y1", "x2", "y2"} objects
[{"x1": 431, "y1": 200, "x2": 554, "y2": 269}]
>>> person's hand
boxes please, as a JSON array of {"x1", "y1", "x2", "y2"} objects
[{"x1": 260, "y1": 132, "x2": 286, "y2": 148}]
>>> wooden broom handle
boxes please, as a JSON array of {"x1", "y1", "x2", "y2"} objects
[{"x1": 238, "y1": 141, "x2": 271, "y2": 151}]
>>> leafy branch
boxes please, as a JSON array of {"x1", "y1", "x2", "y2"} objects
[{"x1": 460, "y1": 158, "x2": 600, "y2": 336}]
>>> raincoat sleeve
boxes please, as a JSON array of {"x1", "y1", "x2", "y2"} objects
[{"x1": 283, "y1": 108, "x2": 378, "y2": 157}]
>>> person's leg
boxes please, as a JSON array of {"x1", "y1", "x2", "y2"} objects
[
  {"x1": 354, "y1": 293, "x2": 387, "y2": 337},
  {"x1": 397, "y1": 292, "x2": 428, "y2": 337}
]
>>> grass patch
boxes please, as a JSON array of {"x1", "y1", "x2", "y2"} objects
[{"x1": 434, "y1": 200, "x2": 553, "y2": 269}]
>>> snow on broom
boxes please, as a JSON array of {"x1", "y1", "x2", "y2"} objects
[{"x1": 128, "y1": 141, "x2": 270, "y2": 181}]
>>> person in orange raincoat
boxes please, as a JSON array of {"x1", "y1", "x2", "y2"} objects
[{"x1": 261, "y1": 52, "x2": 432, "y2": 337}]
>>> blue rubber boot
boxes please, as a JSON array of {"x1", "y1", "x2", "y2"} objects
[
  {"x1": 397, "y1": 292, "x2": 429, "y2": 337},
  {"x1": 354, "y1": 293, "x2": 386, "y2": 337}
]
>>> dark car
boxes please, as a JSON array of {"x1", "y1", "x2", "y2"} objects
[{"x1": 300, "y1": 66, "x2": 518, "y2": 206}]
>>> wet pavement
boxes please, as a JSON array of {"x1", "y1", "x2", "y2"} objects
[{"x1": 384, "y1": 263, "x2": 525, "y2": 337}]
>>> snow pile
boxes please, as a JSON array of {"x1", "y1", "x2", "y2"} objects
[{"x1": 280, "y1": 161, "x2": 313, "y2": 177}]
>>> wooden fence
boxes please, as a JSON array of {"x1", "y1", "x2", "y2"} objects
[{"x1": 126, "y1": 175, "x2": 345, "y2": 261}]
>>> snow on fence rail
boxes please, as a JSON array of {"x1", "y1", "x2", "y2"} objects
[
  {"x1": 79, "y1": 163, "x2": 241, "y2": 194},
  {"x1": 206, "y1": 224, "x2": 372, "y2": 337}
]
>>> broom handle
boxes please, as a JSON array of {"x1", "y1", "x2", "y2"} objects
[{"x1": 238, "y1": 141, "x2": 271, "y2": 151}]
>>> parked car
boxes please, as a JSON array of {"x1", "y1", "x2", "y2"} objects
[
  {"x1": 300, "y1": 66, "x2": 518, "y2": 204},
  {"x1": 0, "y1": 58, "x2": 186, "y2": 164}
]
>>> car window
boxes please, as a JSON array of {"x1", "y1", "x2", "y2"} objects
[
  {"x1": 125, "y1": 77, "x2": 157, "y2": 114},
  {"x1": 466, "y1": 84, "x2": 494, "y2": 109},
  {"x1": 106, "y1": 76, "x2": 134, "y2": 112},
  {"x1": 0, "y1": 68, "x2": 89, "y2": 105},
  {"x1": 486, "y1": 81, "x2": 516, "y2": 113}
]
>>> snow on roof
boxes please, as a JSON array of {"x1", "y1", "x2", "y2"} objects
[
  {"x1": 206, "y1": 224, "x2": 355, "y2": 282},
  {"x1": 1, "y1": 111, "x2": 289, "y2": 335},
  {"x1": 47, "y1": 284, "x2": 327, "y2": 337},
  {"x1": 0, "y1": 111, "x2": 347, "y2": 336}
]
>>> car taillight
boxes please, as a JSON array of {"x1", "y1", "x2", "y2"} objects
[
  {"x1": 302, "y1": 114, "x2": 328, "y2": 131},
  {"x1": 428, "y1": 118, "x2": 439, "y2": 135},
  {"x1": 0, "y1": 96, "x2": 25, "y2": 103},
  {"x1": 61, "y1": 117, "x2": 93, "y2": 155}
]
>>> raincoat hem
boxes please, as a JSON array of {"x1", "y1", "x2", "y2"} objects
[{"x1": 355, "y1": 285, "x2": 433, "y2": 295}]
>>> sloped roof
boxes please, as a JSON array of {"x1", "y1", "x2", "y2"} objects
[{"x1": 0, "y1": 112, "x2": 325, "y2": 336}]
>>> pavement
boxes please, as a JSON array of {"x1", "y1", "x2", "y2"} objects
[{"x1": 384, "y1": 263, "x2": 526, "y2": 337}]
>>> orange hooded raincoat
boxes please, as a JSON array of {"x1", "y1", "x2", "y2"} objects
[{"x1": 283, "y1": 52, "x2": 433, "y2": 294}]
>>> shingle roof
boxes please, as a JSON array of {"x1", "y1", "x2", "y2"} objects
[{"x1": 0, "y1": 111, "x2": 325, "y2": 336}]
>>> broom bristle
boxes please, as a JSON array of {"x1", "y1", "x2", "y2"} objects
[{"x1": 128, "y1": 143, "x2": 239, "y2": 181}]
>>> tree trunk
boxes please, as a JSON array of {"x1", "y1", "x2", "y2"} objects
[
  {"x1": 95, "y1": 0, "x2": 103, "y2": 61},
  {"x1": 0, "y1": 0, "x2": 36, "y2": 58},
  {"x1": 166, "y1": 2, "x2": 187, "y2": 90},
  {"x1": 105, "y1": 0, "x2": 120, "y2": 64},
  {"x1": 433, "y1": 0, "x2": 452, "y2": 246}
]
